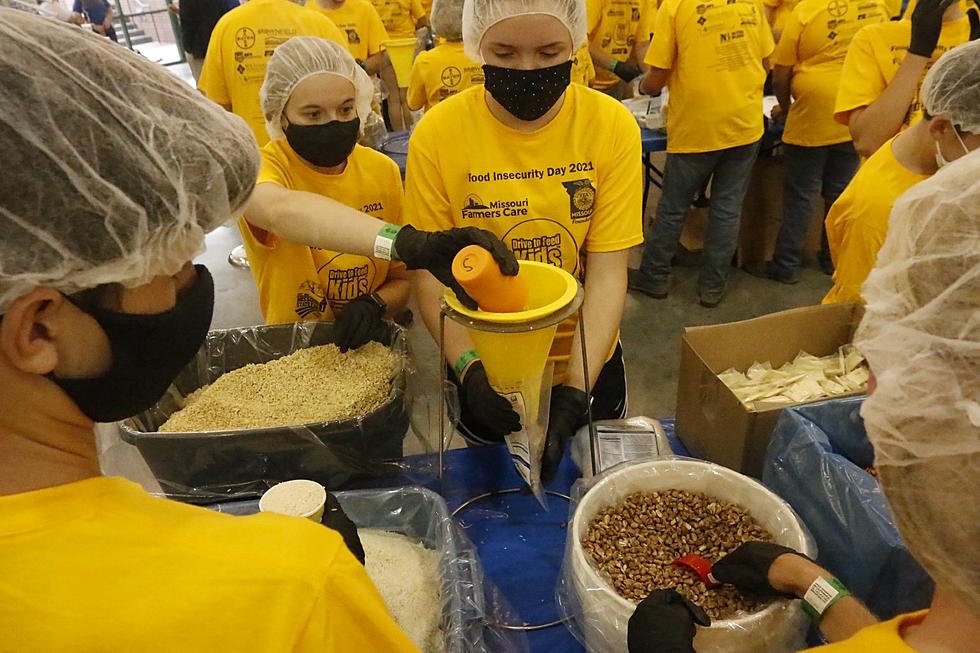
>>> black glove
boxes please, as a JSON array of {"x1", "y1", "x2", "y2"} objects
[
  {"x1": 908, "y1": 0, "x2": 958, "y2": 56},
  {"x1": 321, "y1": 492, "x2": 365, "y2": 565},
  {"x1": 460, "y1": 361, "x2": 522, "y2": 439},
  {"x1": 334, "y1": 296, "x2": 384, "y2": 353},
  {"x1": 541, "y1": 385, "x2": 589, "y2": 483},
  {"x1": 613, "y1": 60, "x2": 643, "y2": 82},
  {"x1": 628, "y1": 589, "x2": 711, "y2": 653},
  {"x1": 393, "y1": 225, "x2": 519, "y2": 310},
  {"x1": 711, "y1": 541, "x2": 806, "y2": 599}
]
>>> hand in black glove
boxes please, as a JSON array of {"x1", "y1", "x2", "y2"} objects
[
  {"x1": 334, "y1": 296, "x2": 384, "y2": 353},
  {"x1": 461, "y1": 361, "x2": 522, "y2": 439},
  {"x1": 613, "y1": 60, "x2": 643, "y2": 82},
  {"x1": 908, "y1": 0, "x2": 958, "y2": 56},
  {"x1": 540, "y1": 385, "x2": 589, "y2": 482},
  {"x1": 628, "y1": 589, "x2": 711, "y2": 653},
  {"x1": 321, "y1": 492, "x2": 365, "y2": 565},
  {"x1": 393, "y1": 225, "x2": 519, "y2": 310},
  {"x1": 711, "y1": 541, "x2": 808, "y2": 599}
]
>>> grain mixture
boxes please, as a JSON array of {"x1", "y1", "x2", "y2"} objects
[
  {"x1": 582, "y1": 490, "x2": 774, "y2": 620},
  {"x1": 361, "y1": 530, "x2": 444, "y2": 653},
  {"x1": 159, "y1": 343, "x2": 397, "y2": 432}
]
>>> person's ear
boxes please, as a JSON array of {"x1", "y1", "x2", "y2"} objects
[{"x1": 0, "y1": 288, "x2": 65, "y2": 375}]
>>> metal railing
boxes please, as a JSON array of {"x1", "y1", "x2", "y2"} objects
[{"x1": 111, "y1": 0, "x2": 186, "y2": 66}]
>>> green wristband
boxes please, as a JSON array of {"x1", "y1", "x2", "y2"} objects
[
  {"x1": 453, "y1": 349, "x2": 479, "y2": 379},
  {"x1": 608, "y1": 60, "x2": 619, "y2": 72},
  {"x1": 374, "y1": 224, "x2": 402, "y2": 261},
  {"x1": 801, "y1": 576, "x2": 851, "y2": 622}
]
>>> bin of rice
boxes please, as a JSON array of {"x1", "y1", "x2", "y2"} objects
[
  {"x1": 559, "y1": 458, "x2": 815, "y2": 653},
  {"x1": 211, "y1": 486, "x2": 518, "y2": 653},
  {"x1": 120, "y1": 321, "x2": 411, "y2": 503}
]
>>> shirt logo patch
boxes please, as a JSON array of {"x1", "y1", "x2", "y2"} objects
[
  {"x1": 441, "y1": 66, "x2": 463, "y2": 87},
  {"x1": 345, "y1": 28, "x2": 361, "y2": 44},
  {"x1": 235, "y1": 27, "x2": 255, "y2": 49},
  {"x1": 563, "y1": 179, "x2": 597, "y2": 222}
]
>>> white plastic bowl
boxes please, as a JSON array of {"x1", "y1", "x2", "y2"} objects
[{"x1": 568, "y1": 458, "x2": 814, "y2": 653}]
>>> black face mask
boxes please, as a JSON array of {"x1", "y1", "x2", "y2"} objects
[
  {"x1": 482, "y1": 60, "x2": 573, "y2": 122},
  {"x1": 49, "y1": 265, "x2": 215, "y2": 423},
  {"x1": 284, "y1": 117, "x2": 361, "y2": 168}
]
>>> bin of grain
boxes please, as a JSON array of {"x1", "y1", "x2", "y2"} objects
[
  {"x1": 560, "y1": 458, "x2": 815, "y2": 653},
  {"x1": 120, "y1": 321, "x2": 410, "y2": 503}
]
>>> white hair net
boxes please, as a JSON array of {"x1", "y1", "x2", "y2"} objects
[
  {"x1": 0, "y1": 9, "x2": 259, "y2": 313},
  {"x1": 462, "y1": 0, "x2": 587, "y2": 62},
  {"x1": 921, "y1": 39, "x2": 980, "y2": 133},
  {"x1": 431, "y1": 0, "x2": 464, "y2": 40},
  {"x1": 855, "y1": 148, "x2": 980, "y2": 615},
  {"x1": 260, "y1": 36, "x2": 374, "y2": 142}
]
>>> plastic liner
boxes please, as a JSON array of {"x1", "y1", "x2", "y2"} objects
[
  {"x1": 571, "y1": 417, "x2": 673, "y2": 478},
  {"x1": 557, "y1": 457, "x2": 815, "y2": 653},
  {"x1": 763, "y1": 397, "x2": 935, "y2": 619},
  {"x1": 114, "y1": 321, "x2": 422, "y2": 504},
  {"x1": 212, "y1": 486, "x2": 528, "y2": 653}
]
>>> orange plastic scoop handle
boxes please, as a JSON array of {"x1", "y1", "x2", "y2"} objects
[
  {"x1": 451, "y1": 245, "x2": 529, "y2": 313},
  {"x1": 672, "y1": 554, "x2": 720, "y2": 588}
]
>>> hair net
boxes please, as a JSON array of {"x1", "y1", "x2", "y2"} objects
[
  {"x1": 462, "y1": 0, "x2": 587, "y2": 62},
  {"x1": 260, "y1": 36, "x2": 374, "y2": 142},
  {"x1": 854, "y1": 148, "x2": 980, "y2": 615},
  {"x1": 0, "y1": 9, "x2": 259, "y2": 313},
  {"x1": 921, "y1": 40, "x2": 980, "y2": 133},
  {"x1": 431, "y1": 0, "x2": 464, "y2": 40}
]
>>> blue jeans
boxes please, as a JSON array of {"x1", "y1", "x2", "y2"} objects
[
  {"x1": 639, "y1": 140, "x2": 761, "y2": 292},
  {"x1": 770, "y1": 142, "x2": 859, "y2": 276}
]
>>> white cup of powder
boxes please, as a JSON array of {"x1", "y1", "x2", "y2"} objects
[{"x1": 259, "y1": 480, "x2": 327, "y2": 522}]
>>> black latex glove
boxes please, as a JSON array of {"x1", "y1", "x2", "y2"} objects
[
  {"x1": 628, "y1": 589, "x2": 711, "y2": 653},
  {"x1": 908, "y1": 0, "x2": 958, "y2": 56},
  {"x1": 334, "y1": 296, "x2": 384, "y2": 353},
  {"x1": 461, "y1": 361, "x2": 522, "y2": 439},
  {"x1": 393, "y1": 225, "x2": 519, "y2": 310},
  {"x1": 541, "y1": 385, "x2": 589, "y2": 483},
  {"x1": 613, "y1": 60, "x2": 643, "y2": 82},
  {"x1": 321, "y1": 492, "x2": 365, "y2": 565},
  {"x1": 711, "y1": 541, "x2": 807, "y2": 599}
]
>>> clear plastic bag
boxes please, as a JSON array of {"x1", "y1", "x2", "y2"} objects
[
  {"x1": 100, "y1": 321, "x2": 436, "y2": 504},
  {"x1": 556, "y1": 457, "x2": 815, "y2": 653},
  {"x1": 211, "y1": 486, "x2": 528, "y2": 653}
]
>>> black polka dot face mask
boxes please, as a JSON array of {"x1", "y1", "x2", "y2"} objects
[{"x1": 482, "y1": 60, "x2": 573, "y2": 122}]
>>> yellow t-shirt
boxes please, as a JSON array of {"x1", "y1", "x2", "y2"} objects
[
  {"x1": 587, "y1": 0, "x2": 644, "y2": 89},
  {"x1": 407, "y1": 41, "x2": 483, "y2": 111},
  {"x1": 369, "y1": 0, "x2": 423, "y2": 38},
  {"x1": 198, "y1": 0, "x2": 345, "y2": 146},
  {"x1": 403, "y1": 84, "x2": 643, "y2": 381},
  {"x1": 772, "y1": 0, "x2": 888, "y2": 147},
  {"x1": 307, "y1": 0, "x2": 388, "y2": 62},
  {"x1": 807, "y1": 611, "x2": 928, "y2": 651},
  {"x1": 646, "y1": 0, "x2": 775, "y2": 153},
  {"x1": 833, "y1": 16, "x2": 971, "y2": 129},
  {"x1": 0, "y1": 477, "x2": 420, "y2": 653},
  {"x1": 572, "y1": 45, "x2": 598, "y2": 87},
  {"x1": 764, "y1": 0, "x2": 800, "y2": 36},
  {"x1": 635, "y1": 0, "x2": 661, "y2": 43},
  {"x1": 241, "y1": 141, "x2": 404, "y2": 325},
  {"x1": 823, "y1": 137, "x2": 927, "y2": 304}
]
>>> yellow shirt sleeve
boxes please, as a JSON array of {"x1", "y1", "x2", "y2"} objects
[
  {"x1": 644, "y1": 2, "x2": 675, "y2": 69},
  {"x1": 759, "y1": 3, "x2": 776, "y2": 57},
  {"x1": 365, "y1": 3, "x2": 390, "y2": 56},
  {"x1": 585, "y1": 107, "x2": 644, "y2": 252},
  {"x1": 198, "y1": 19, "x2": 230, "y2": 103},
  {"x1": 587, "y1": 0, "x2": 604, "y2": 36},
  {"x1": 403, "y1": 123, "x2": 453, "y2": 232},
  {"x1": 771, "y1": 9, "x2": 803, "y2": 67},
  {"x1": 824, "y1": 221, "x2": 883, "y2": 304},
  {"x1": 833, "y1": 25, "x2": 883, "y2": 125},
  {"x1": 407, "y1": 53, "x2": 427, "y2": 110},
  {"x1": 410, "y1": 0, "x2": 424, "y2": 22}
]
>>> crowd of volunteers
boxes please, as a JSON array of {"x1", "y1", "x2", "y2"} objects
[{"x1": 0, "y1": 0, "x2": 977, "y2": 648}]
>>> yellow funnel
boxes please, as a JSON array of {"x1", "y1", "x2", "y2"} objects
[
  {"x1": 384, "y1": 38, "x2": 417, "y2": 88},
  {"x1": 444, "y1": 261, "x2": 580, "y2": 422}
]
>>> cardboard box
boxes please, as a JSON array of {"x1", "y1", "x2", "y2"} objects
[{"x1": 675, "y1": 303, "x2": 865, "y2": 477}]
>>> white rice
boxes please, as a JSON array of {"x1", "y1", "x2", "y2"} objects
[{"x1": 360, "y1": 529, "x2": 444, "y2": 653}]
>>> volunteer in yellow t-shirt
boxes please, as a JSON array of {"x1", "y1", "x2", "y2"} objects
[
  {"x1": 407, "y1": 0, "x2": 483, "y2": 111},
  {"x1": 306, "y1": 0, "x2": 389, "y2": 75},
  {"x1": 571, "y1": 43, "x2": 597, "y2": 85},
  {"x1": 241, "y1": 39, "x2": 410, "y2": 350},
  {"x1": 758, "y1": 0, "x2": 888, "y2": 284},
  {"x1": 197, "y1": 0, "x2": 346, "y2": 145},
  {"x1": 585, "y1": 0, "x2": 645, "y2": 97},
  {"x1": 763, "y1": 0, "x2": 799, "y2": 41},
  {"x1": 630, "y1": 0, "x2": 774, "y2": 307},
  {"x1": 632, "y1": 0, "x2": 660, "y2": 66},
  {"x1": 405, "y1": 0, "x2": 643, "y2": 480},
  {"x1": 825, "y1": 40, "x2": 980, "y2": 304},
  {"x1": 0, "y1": 17, "x2": 422, "y2": 652},
  {"x1": 371, "y1": 0, "x2": 426, "y2": 129},
  {"x1": 834, "y1": 0, "x2": 972, "y2": 157}
]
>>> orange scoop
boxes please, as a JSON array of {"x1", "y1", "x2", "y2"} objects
[{"x1": 452, "y1": 245, "x2": 529, "y2": 313}]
